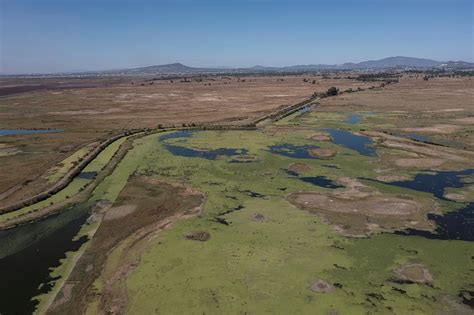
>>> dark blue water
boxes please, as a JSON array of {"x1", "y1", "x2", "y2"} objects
[
  {"x1": 324, "y1": 129, "x2": 377, "y2": 156},
  {"x1": 269, "y1": 144, "x2": 319, "y2": 159},
  {"x1": 0, "y1": 205, "x2": 90, "y2": 315},
  {"x1": 395, "y1": 202, "x2": 474, "y2": 241},
  {"x1": 165, "y1": 145, "x2": 248, "y2": 160},
  {"x1": 159, "y1": 130, "x2": 194, "y2": 141},
  {"x1": 0, "y1": 129, "x2": 64, "y2": 136},
  {"x1": 228, "y1": 157, "x2": 257, "y2": 163},
  {"x1": 300, "y1": 176, "x2": 344, "y2": 189},
  {"x1": 229, "y1": 159, "x2": 255, "y2": 163},
  {"x1": 322, "y1": 164, "x2": 340, "y2": 169},
  {"x1": 298, "y1": 105, "x2": 312, "y2": 114},
  {"x1": 399, "y1": 133, "x2": 429, "y2": 142},
  {"x1": 345, "y1": 114, "x2": 362, "y2": 124},
  {"x1": 239, "y1": 190, "x2": 265, "y2": 198},
  {"x1": 285, "y1": 169, "x2": 299, "y2": 177},
  {"x1": 77, "y1": 171, "x2": 97, "y2": 179},
  {"x1": 160, "y1": 130, "x2": 248, "y2": 160},
  {"x1": 369, "y1": 169, "x2": 474, "y2": 201},
  {"x1": 285, "y1": 169, "x2": 343, "y2": 189}
]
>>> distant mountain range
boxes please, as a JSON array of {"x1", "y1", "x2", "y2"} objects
[
  {"x1": 3, "y1": 56, "x2": 473, "y2": 76},
  {"x1": 93, "y1": 57, "x2": 473, "y2": 75}
]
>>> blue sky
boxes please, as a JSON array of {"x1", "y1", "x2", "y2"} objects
[{"x1": 1, "y1": 0, "x2": 472, "y2": 73}]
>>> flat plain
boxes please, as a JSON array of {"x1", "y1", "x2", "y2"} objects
[{"x1": 0, "y1": 74, "x2": 473, "y2": 314}]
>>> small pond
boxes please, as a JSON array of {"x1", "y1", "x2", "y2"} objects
[
  {"x1": 345, "y1": 114, "x2": 362, "y2": 124},
  {"x1": 324, "y1": 129, "x2": 377, "y2": 156},
  {"x1": 0, "y1": 129, "x2": 64, "y2": 136},
  {"x1": 77, "y1": 171, "x2": 97, "y2": 180},
  {"x1": 285, "y1": 168, "x2": 343, "y2": 189},
  {"x1": 159, "y1": 130, "x2": 248, "y2": 160},
  {"x1": 158, "y1": 130, "x2": 194, "y2": 141},
  {"x1": 369, "y1": 169, "x2": 474, "y2": 201},
  {"x1": 165, "y1": 145, "x2": 248, "y2": 160},
  {"x1": 399, "y1": 133, "x2": 429, "y2": 142},
  {"x1": 298, "y1": 105, "x2": 312, "y2": 114},
  {"x1": 395, "y1": 202, "x2": 474, "y2": 241},
  {"x1": 299, "y1": 176, "x2": 344, "y2": 189},
  {"x1": 269, "y1": 144, "x2": 319, "y2": 159}
]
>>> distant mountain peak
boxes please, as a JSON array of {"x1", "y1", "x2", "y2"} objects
[{"x1": 44, "y1": 56, "x2": 473, "y2": 76}]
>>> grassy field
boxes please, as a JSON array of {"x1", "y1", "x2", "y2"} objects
[{"x1": 44, "y1": 94, "x2": 474, "y2": 314}]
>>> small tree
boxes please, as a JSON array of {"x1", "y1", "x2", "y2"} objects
[{"x1": 326, "y1": 87, "x2": 339, "y2": 96}]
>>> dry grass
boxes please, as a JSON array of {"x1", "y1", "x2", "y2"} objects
[{"x1": 0, "y1": 75, "x2": 364, "y2": 203}]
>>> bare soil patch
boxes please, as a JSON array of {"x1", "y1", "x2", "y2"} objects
[
  {"x1": 231, "y1": 155, "x2": 257, "y2": 162},
  {"x1": 309, "y1": 279, "x2": 333, "y2": 293},
  {"x1": 310, "y1": 132, "x2": 332, "y2": 141},
  {"x1": 366, "y1": 131, "x2": 474, "y2": 170},
  {"x1": 331, "y1": 177, "x2": 378, "y2": 199},
  {"x1": 394, "y1": 158, "x2": 445, "y2": 168},
  {"x1": 0, "y1": 144, "x2": 21, "y2": 157},
  {"x1": 393, "y1": 264, "x2": 433, "y2": 284},
  {"x1": 376, "y1": 175, "x2": 410, "y2": 182},
  {"x1": 289, "y1": 193, "x2": 421, "y2": 216},
  {"x1": 452, "y1": 117, "x2": 474, "y2": 125},
  {"x1": 308, "y1": 148, "x2": 337, "y2": 159},
  {"x1": 288, "y1": 163, "x2": 312, "y2": 174},
  {"x1": 445, "y1": 193, "x2": 467, "y2": 202},
  {"x1": 287, "y1": 182, "x2": 437, "y2": 236},
  {"x1": 104, "y1": 205, "x2": 137, "y2": 221},
  {"x1": 251, "y1": 213, "x2": 268, "y2": 222},
  {"x1": 402, "y1": 124, "x2": 461, "y2": 134}
]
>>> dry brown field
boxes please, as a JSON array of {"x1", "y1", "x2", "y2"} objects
[
  {"x1": 0, "y1": 75, "x2": 367, "y2": 205},
  {"x1": 1, "y1": 74, "x2": 472, "y2": 206}
]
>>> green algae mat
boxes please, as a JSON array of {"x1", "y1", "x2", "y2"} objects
[
  {"x1": 109, "y1": 111, "x2": 473, "y2": 314},
  {"x1": 3, "y1": 109, "x2": 474, "y2": 314}
]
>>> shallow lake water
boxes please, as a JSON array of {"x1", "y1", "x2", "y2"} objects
[
  {"x1": 160, "y1": 130, "x2": 248, "y2": 160},
  {"x1": 77, "y1": 171, "x2": 97, "y2": 179},
  {"x1": 0, "y1": 204, "x2": 90, "y2": 314},
  {"x1": 372, "y1": 169, "x2": 474, "y2": 200},
  {"x1": 398, "y1": 133, "x2": 429, "y2": 142},
  {"x1": 395, "y1": 202, "x2": 474, "y2": 241},
  {"x1": 345, "y1": 114, "x2": 362, "y2": 124},
  {"x1": 269, "y1": 144, "x2": 319, "y2": 159},
  {"x1": 299, "y1": 176, "x2": 344, "y2": 188},
  {"x1": 324, "y1": 129, "x2": 377, "y2": 156},
  {"x1": 0, "y1": 129, "x2": 64, "y2": 136}
]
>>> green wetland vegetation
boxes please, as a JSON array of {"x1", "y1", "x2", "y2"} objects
[{"x1": 1, "y1": 108, "x2": 473, "y2": 314}]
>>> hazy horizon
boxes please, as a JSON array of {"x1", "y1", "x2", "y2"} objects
[{"x1": 1, "y1": 0, "x2": 473, "y2": 74}]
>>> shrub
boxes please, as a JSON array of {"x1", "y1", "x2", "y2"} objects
[{"x1": 326, "y1": 87, "x2": 339, "y2": 96}]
